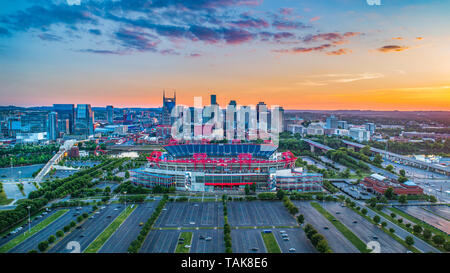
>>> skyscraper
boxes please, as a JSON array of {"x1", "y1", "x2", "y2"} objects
[
  {"x1": 162, "y1": 91, "x2": 176, "y2": 125},
  {"x1": 75, "y1": 104, "x2": 94, "y2": 136},
  {"x1": 326, "y1": 115, "x2": 338, "y2": 129},
  {"x1": 48, "y1": 111, "x2": 58, "y2": 140},
  {"x1": 211, "y1": 94, "x2": 217, "y2": 105},
  {"x1": 53, "y1": 104, "x2": 75, "y2": 134},
  {"x1": 106, "y1": 105, "x2": 114, "y2": 124}
]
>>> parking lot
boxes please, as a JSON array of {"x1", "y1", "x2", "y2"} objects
[
  {"x1": 228, "y1": 201, "x2": 297, "y2": 227},
  {"x1": 99, "y1": 202, "x2": 158, "y2": 253},
  {"x1": 49, "y1": 205, "x2": 125, "y2": 253},
  {"x1": 423, "y1": 205, "x2": 450, "y2": 220},
  {"x1": 154, "y1": 202, "x2": 223, "y2": 228},
  {"x1": 394, "y1": 206, "x2": 450, "y2": 234},
  {"x1": 9, "y1": 207, "x2": 92, "y2": 253},
  {"x1": 272, "y1": 228, "x2": 316, "y2": 253},
  {"x1": 140, "y1": 229, "x2": 179, "y2": 253},
  {"x1": 231, "y1": 229, "x2": 267, "y2": 253},
  {"x1": 294, "y1": 201, "x2": 359, "y2": 253},
  {"x1": 322, "y1": 202, "x2": 408, "y2": 253},
  {"x1": 190, "y1": 229, "x2": 225, "y2": 253}
]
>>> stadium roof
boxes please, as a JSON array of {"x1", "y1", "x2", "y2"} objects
[{"x1": 163, "y1": 143, "x2": 277, "y2": 159}]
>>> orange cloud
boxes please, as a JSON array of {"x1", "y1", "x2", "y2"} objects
[
  {"x1": 309, "y1": 16, "x2": 321, "y2": 22},
  {"x1": 326, "y1": 48, "x2": 352, "y2": 55},
  {"x1": 377, "y1": 45, "x2": 410, "y2": 53},
  {"x1": 416, "y1": 37, "x2": 423, "y2": 40},
  {"x1": 392, "y1": 37, "x2": 403, "y2": 40}
]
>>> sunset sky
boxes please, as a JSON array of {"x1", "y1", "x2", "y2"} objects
[{"x1": 0, "y1": 0, "x2": 449, "y2": 110}]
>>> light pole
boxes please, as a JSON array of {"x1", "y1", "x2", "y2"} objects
[
  {"x1": 27, "y1": 206, "x2": 31, "y2": 234},
  {"x1": 123, "y1": 191, "x2": 127, "y2": 208}
]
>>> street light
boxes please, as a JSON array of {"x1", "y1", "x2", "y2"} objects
[
  {"x1": 123, "y1": 191, "x2": 127, "y2": 208},
  {"x1": 27, "y1": 206, "x2": 31, "y2": 234}
]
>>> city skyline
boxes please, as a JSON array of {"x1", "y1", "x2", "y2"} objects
[{"x1": 0, "y1": 0, "x2": 450, "y2": 110}]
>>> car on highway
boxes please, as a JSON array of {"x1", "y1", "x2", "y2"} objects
[
  {"x1": 139, "y1": 222, "x2": 144, "y2": 226},
  {"x1": 283, "y1": 237, "x2": 289, "y2": 241},
  {"x1": 372, "y1": 236, "x2": 378, "y2": 240},
  {"x1": 353, "y1": 220, "x2": 358, "y2": 224},
  {"x1": 199, "y1": 235, "x2": 205, "y2": 240},
  {"x1": 324, "y1": 226, "x2": 329, "y2": 230},
  {"x1": 289, "y1": 248, "x2": 296, "y2": 252},
  {"x1": 251, "y1": 247, "x2": 258, "y2": 251},
  {"x1": 205, "y1": 237, "x2": 212, "y2": 241}
]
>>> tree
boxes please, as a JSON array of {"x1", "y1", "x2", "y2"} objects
[
  {"x1": 398, "y1": 195, "x2": 407, "y2": 204},
  {"x1": 38, "y1": 241, "x2": 49, "y2": 252},
  {"x1": 384, "y1": 187, "x2": 395, "y2": 200},
  {"x1": 399, "y1": 169, "x2": 406, "y2": 177},
  {"x1": 125, "y1": 171, "x2": 130, "y2": 179},
  {"x1": 361, "y1": 145, "x2": 371, "y2": 156},
  {"x1": 244, "y1": 184, "x2": 250, "y2": 195},
  {"x1": 361, "y1": 208, "x2": 367, "y2": 215},
  {"x1": 389, "y1": 228, "x2": 395, "y2": 233},
  {"x1": 381, "y1": 222, "x2": 387, "y2": 228},
  {"x1": 386, "y1": 165, "x2": 394, "y2": 172},
  {"x1": 405, "y1": 236, "x2": 414, "y2": 246},
  {"x1": 297, "y1": 214, "x2": 305, "y2": 224},
  {"x1": 48, "y1": 235, "x2": 56, "y2": 244},
  {"x1": 276, "y1": 189, "x2": 285, "y2": 200},
  {"x1": 423, "y1": 229, "x2": 432, "y2": 240},
  {"x1": 373, "y1": 154, "x2": 383, "y2": 165},
  {"x1": 373, "y1": 215, "x2": 380, "y2": 224},
  {"x1": 444, "y1": 241, "x2": 450, "y2": 252},
  {"x1": 398, "y1": 176, "x2": 408, "y2": 183},
  {"x1": 311, "y1": 233, "x2": 325, "y2": 246},
  {"x1": 397, "y1": 218, "x2": 403, "y2": 224},
  {"x1": 390, "y1": 213, "x2": 396, "y2": 218},
  {"x1": 412, "y1": 225, "x2": 423, "y2": 234},
  {"x1": 432, "y1": 235, "x2": 445, "y2": 246},
  {"x1": 56, "y1": 230, "x2": 64, "y2": 237},
  {"x1": 316, "y1": 240, "x2": 330, "y2": 253}
]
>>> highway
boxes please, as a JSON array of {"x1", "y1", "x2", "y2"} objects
[
  {"x1": 322, "y1": 202, "x2": 407, "y2": 253},
  {"x1": 49, "y1": 205, "x2": 124, "y2": 253},
  {"x1": 294, "y1": 201, "x2": 359, "y2": 253},
  {"x1": 361, "y1": 205, "x2": 440, "y2": 253},
  {"x1": 9, "y1": 207, "x2": 91, "y2": 253}
]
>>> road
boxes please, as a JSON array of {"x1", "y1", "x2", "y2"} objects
[
  {"x1": 322, "y1": 202, "x2": 407, "y2": 253},
  {"x1": 394, "y1": 206, "x2": 450, "y2": 235},
  {"x1": 360, "y1": 204, "x2": 440, "y2": 253},
  {"x1": 294, "y1": 201, "x2": 359, "y2": 253},
  {"x1": 49, "y1": 205, "x2": 124, "y2": 253},
  {"x1": 9, "y1": 207, "x2": 91, "y2": 253}
]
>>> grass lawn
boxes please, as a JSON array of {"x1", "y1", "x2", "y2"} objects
[
  {"x1": 0, "y1": 190, "x2": 13, "y2": 205},
  {"x1": 175, "y1": 232, "x2": 193, "y2": 253},
  {"x1": 0, "y1": 209, "x2": 69, "y2": 253},
  {"x1": 261, "y1": 232, "x2": 281, "y2": 253},
  {"x1": 84, "y1": 205, "x2": 136, "y2": 253},
  {"x1": 311, "y1": 202, "x2": 370, "y2": 253}
]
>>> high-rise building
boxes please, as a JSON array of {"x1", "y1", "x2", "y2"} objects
[
  {"x1": 58, "y1": 119, "x2": 70, "y2": 134},
  {"x1": 75, "y1": 104, "x2": 94, "y2": 136},
  {"x1": 211, "y1": 94, "x2": 217, "y2": 105},
  {"x1": 326, "y1": 115, "x2": 338, "y2": 129},
  {"x1": 48, "y1": 111, "x2": 58, "y2": 140},
  {"x1": 106, "y1": 105, "x2": 114, "y2": 124},
  {"x1": 337, "y1": 120, "x2": 348, "y2": 129},
  {"x1": 365, "y1": 122, "x2": 376, "y2": 134},
  {"x1": 162, "y1": 91, "x2": 176, "y2": 125},
  {"x1": 349, "y1": 127, "x2": 371, "y2": 142},
  {"x1": 53, "y1": 104, "x2": 75, "y2": 133}
]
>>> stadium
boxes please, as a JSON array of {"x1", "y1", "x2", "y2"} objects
[{"x1": 131, "y1": 141, "x2": 323, "y2": 193}]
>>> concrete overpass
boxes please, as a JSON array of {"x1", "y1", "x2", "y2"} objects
[
  {"x1": 107, "y1": 144, "x2": 163, "y2": 152},
  {"x1": 34, "y1": 139, "x2": 77, "y2": 183},
  {"x1": 301, "y1": 139, "x2": 333, "y2": 153},
  {"x1": 342, "y1": 140, "x2": 450, "y2": 176}
]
